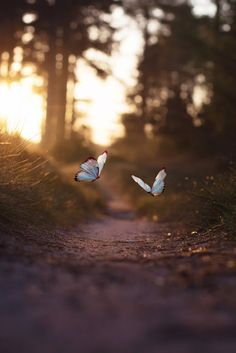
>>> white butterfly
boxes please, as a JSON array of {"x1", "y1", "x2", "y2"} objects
[
  {"x1": 131, "y1": 168, "x2": 167, "y2": 196},
  {"x1": 74, "y1": 151, "x2": 108, "y2": 182}
]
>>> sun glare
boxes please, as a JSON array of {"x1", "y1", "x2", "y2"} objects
[
  {"x1": 0, "y1": 78, "x2": 44, "y2": 142},
  {"x1": 75, "y1": 61, "x2": 125, "y2": 145},
  {"x1": 73, "y1": 13, "x2": 142, "y2": 146},
  {"x1": 191, "y1": 0, "x2": 217, "y2": 17},
  {"x1": 0, "y1": 8, "x2": 142, "y2": 146}
]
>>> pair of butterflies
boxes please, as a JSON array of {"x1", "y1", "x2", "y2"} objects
[{"x1": 74, "y1": 151, "x2": 166, "y2": 197}]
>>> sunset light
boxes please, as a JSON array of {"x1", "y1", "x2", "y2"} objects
[
  {"x1": 0, "y1": 78, "x2": 44, "y2": 142},
  {"x1": 0, "y1": 59, "x2": 128, "y2": 145},
  {"x1": 0, "y1": 47, "x2": 45, "y2": 143},
  {"x1": 0, "y1": 5, "x2": 142, "y2": 146},
  {"x1": 0, "y1": 61, "x2": 129, "y2": 146},
  {"x1": 74, "y1": 61, "x2": 126, "y2": 145},
  {"x1": 0, "y1": 1, "x2": 219, "y2": 146}
]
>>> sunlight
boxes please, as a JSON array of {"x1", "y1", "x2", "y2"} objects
[
  {"x1": 73, "y1": 12, "x2": 142, "y2": 145},
  {"x1": 74, "y1": 61, "x2": 125, "y2": 145},
  {"x1": 0, "y1": 78, "x2": 44, "y2": 142},
  {"x1": 22, "y1": 12, "x2": 38, "y2": 24},
  {"x1": 191, "y1": 0, "x2": 217, "y2": 17},
  {"x1": 86, "y1": 79, "x2": 126, "y2": 145},
  {"x1": 0, "y1": 7, "x2": 142, "y2": 146}
]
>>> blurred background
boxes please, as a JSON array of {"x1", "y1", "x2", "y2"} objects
[{"x1": 0, "y1": 0, "x2": 236, "y2": 229}]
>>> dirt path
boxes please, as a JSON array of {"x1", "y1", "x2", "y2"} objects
[{"x1": 1, "y1": 174, "x2": 236, "y2": 353}]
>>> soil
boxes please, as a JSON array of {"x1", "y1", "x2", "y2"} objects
[{"x1": 1, "y1": 173, "x2": 236, "y2": 353}]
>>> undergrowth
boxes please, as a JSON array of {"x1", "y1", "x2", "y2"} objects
[
  {"x1": 188, "y1": 167, "x2": 236, "y2": 234},
  {"x1": 109, "y1": 135, "x2": 235, "y2": 236},
  {"x1": 0, "y1": 133, "x2": 104, "y2": 234},
  {"x1": 108, "y1": 136, "x2": 196, "y2": 222}
]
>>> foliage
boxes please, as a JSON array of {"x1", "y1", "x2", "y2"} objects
[
  {"x1": 110, "y1": 131, "x2": 236, "y2": 236},
  {"x1": 187, "y1": 166, "x2": 236, "y2": 234},
  {"x1": 0, "y1": 133, "x2": 104, "y2": 233},
  {"x1": 126, "y1": 0, "x2": 236, "y2": 153},
  {"x1": 0, "y1": 0, "x2": 119, "y2": 149},
  {"x1": 109, "y1": 130, "x2": 234, "y2": 226},
  {"x1": 109, "y1": 135, "x2": 193, "y2": 222}
]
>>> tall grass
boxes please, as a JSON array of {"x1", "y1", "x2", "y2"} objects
[
  {"x1": 188, "y1": 167, "x2": 236, "y2": 234},
  {"x1": 109, "y1": 135, "x2": 201, "y2": 222},
  {"x1": 0, "y1": 133, "x2": 104, "y2": 233},
  {"x1": 109, "y1": 134, "x2": 236, "y2": 236}
]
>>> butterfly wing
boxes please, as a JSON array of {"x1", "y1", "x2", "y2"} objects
[
  {"x1": 80, "y1": 157, "x2": 99, "y2": 179},
  {"x1": 151, "y1": 168, "x2": 167, "y2": 196},
  {"x1": 131, "y1": 175, "x2": 151, "y2": 193},
  {"x1": 74, "y1": 157, "x2": 99, "y2": 182},
  {"x1": 74, "y1": 171, "x2": 96, "y2": 182},
  {"x1": 97, "y1": 150, "x2": 108, "y2": 176}
]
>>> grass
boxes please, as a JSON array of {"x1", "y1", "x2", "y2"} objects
[
  {"x1": 0, "y1": 133, "x2": 105, "y2": 235},
  {"x1": 187, "y1": 167, "x2": 236, "y2": 234},
  {"x1": 109, "y1": 134, "x2": 236, "y2": 236},
  {"x1": 1, "y1": 131, "x2": 235, "y2": 241},
  {"x1": 108, "y1": 135, "x2": 200, "y2": 222},
  {"x1": 107, "y1": 159, "x2": 187, "y2": 222}
]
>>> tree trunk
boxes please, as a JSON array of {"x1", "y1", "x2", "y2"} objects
[
  {"x1": 55, "y1": 29, "x2": 69, "y2": 147},
  {"x1": 42, "y1": 7, "x2": 57, "y2": 149},
  {"x1": 214, "y1": 0, "x2": 221, "y2": 32},
  {"x1": 140, "y1": 5, "x2": 150, "y2": 125}
]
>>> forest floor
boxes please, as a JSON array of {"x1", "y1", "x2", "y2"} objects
[{"x1": 1, "y1": 167, "x2": 236, "y2": 353}]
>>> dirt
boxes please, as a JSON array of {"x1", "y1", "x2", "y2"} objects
[{"x1": 1, "y1": 175, "x2": 236, "y2": 353}]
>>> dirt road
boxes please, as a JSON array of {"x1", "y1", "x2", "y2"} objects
[{"x1": 1, "y1": 177, "x2": 236, "y2": 353}]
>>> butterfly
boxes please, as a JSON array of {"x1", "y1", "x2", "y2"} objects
[
  {"x1": 131, "y1": 168, "x2": 166, "y2": 196},
  {"x1": 74, "y1": 151, "x2": 108, "y2": 182}
]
